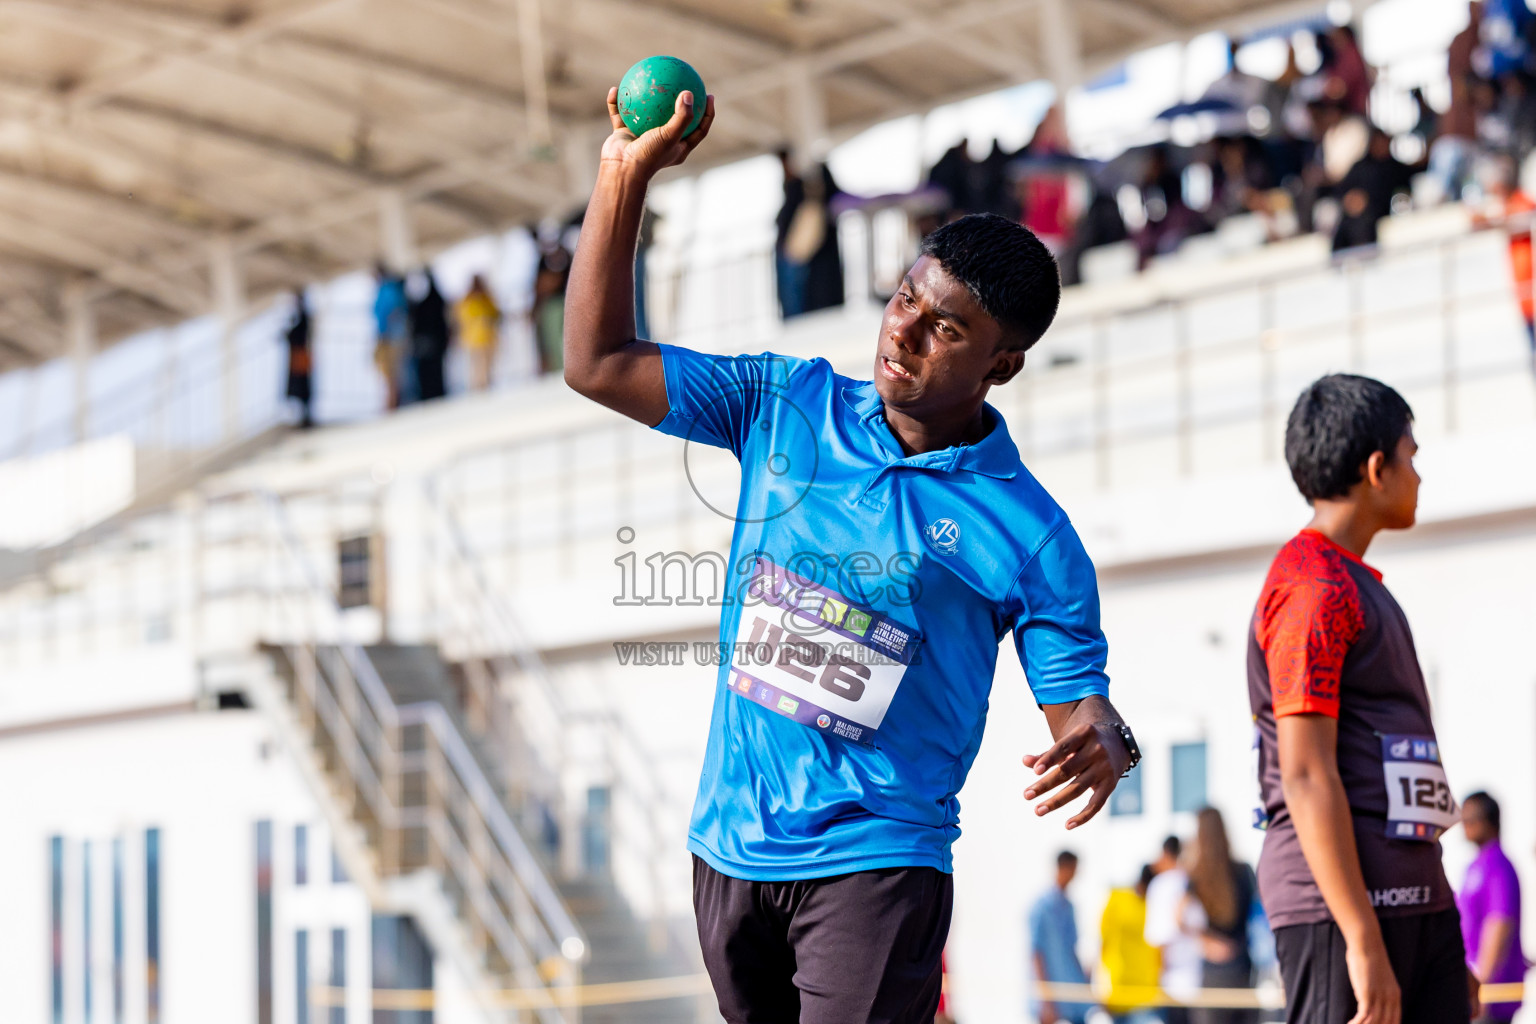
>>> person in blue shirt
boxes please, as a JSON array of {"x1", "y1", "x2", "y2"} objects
[
  {"x1": 564, "y1": 86, "x2": 1140, "y2": 1024},
  {"x1": 371, "y1": 263, "x2": 411, "y2": 409},
  {"x1": 1030, "y1": 851, "x2": 1093, "y2": 1024}
]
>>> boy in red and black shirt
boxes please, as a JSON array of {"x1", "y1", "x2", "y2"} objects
[{"x1": 1249, "y1": 374, "x2": 1478, "y2": 1024}]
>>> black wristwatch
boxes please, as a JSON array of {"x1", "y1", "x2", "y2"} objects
[{"x1": 1113, "y1": 723, "x2": 1142, "y2": 777}]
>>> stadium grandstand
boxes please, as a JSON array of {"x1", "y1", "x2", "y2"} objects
[{"x1": 4, "y1": 1, "x2": 1536, "y2": 1023}]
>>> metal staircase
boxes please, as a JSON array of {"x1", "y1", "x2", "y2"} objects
[
  {"x1": 216, "y1": 495, "x2": 591, "y2": 1024},
  {"x1": 421, "y1": 484, "x2": 709, "y2": 1023},
  {"x1": 351, "y1": 641, "x2": 705, "y2": 1023}
]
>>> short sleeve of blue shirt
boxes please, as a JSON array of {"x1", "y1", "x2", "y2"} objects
[
  {"x1": 653, "y1": 344, "x2": 807, "y2": 458},
  {"x1": 1009, "y1": 523, "x2": 1110, "y2": 706}
]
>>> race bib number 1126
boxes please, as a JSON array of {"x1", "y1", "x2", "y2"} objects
[{"x1": 727, "y1": 556, "x2": 919, "y2": 745}]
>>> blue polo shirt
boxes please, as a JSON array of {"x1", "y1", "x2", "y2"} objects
[{"x1": 655, "y1": 345, "x2": 1109, "y2": 880}]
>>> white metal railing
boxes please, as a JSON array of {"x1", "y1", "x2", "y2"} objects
[
  {"x1": 424, "y1": 479, "x2": 680, "y2": 950},
  {"x1": 433, "y1": 223, "x2": 1536, "y2": 593},
  {"x1": 261, "y1": 493, "x2": 587, "y2": 1024}
]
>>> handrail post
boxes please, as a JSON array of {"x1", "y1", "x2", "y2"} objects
[
  {"x1": 1093, "y1": 318, "x2": 1110, "y2": 489},
  {"x1": 425, "y1": 719, "x2": 447, "y2": 882},
  {"x1": 1260, "y1": 282, "x2": 1278, "y2": 463},
  {"x1": 1176, "y1": 302, "x2": 1192, "y2": 477},
  {"x1": 380, "y1": 711, "x2": 401, "y2": 879},
  {"x1": 298, "y1": 643, "x2": 318, "y2": 735},
  {"x1": 1347, "y1": 257, "x2": 1364, "y2": 371},
  {"x1": 1441, "y1": 238, "x2": 1458, "y2": 433}
]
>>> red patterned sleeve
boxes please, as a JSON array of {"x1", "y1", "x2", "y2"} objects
[{"x1": 1254, "y1": 538, "x2": 1363, "y2": 718}]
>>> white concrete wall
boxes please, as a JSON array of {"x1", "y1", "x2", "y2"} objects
[{"x1": 0, "y1": 711, "x2": 376, "y2": 1024}]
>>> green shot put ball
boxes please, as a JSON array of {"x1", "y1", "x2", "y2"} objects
[{"x1": 617, "y1": 56, "x2": 706, "y2": 137}]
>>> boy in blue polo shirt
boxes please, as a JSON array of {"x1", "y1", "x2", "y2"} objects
[{"x1": 564, "y1": 88, "x2": 1140, "y2": 1023}]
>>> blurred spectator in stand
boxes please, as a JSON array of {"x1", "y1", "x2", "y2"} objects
[
  {"x1": 1323, "y1": 24, "x2": 1374, "y2": 118},
  {"x1": 1317, "y1": 97, "x2": 1371, "y2": 191},
  {"x1": 1475, "y1": 156, "x2": 1536, "y2": 356},
  {"x1": 1203, "y1": 38, "x2": 1273, "y2": 132},
  {"x1": 1296, "y1": 96, "x2": 1369, "y2": 234},
  {"x1": 1016, "y1": 106, "x2": 1079, "y2": 254},
  {"x1": 1473, "y1": 76, "x2": 1512, "y2": 158},
  {"x1": 635, "y1": 205, "x2": 656, "y2": 339},
  {"x1": 977, "y1": 139, "x2": 1020, "y2": 220},
  {"x1": 1060, "y1": 184, "x2": 1129, "y2": 286},
  {"x1": 1332, "y1": 129, "x2": 1418, "y2": 251},
  {"x1": 1471, "y1": 54, "x2": 1536, "y2": 168},
  {"x1": 1030, "y1": 850, "x2": 1092, "y2": 1024},
  {"x1": 1432, "y1": 2, "x2": 1484, "y2": 202},
  {"x1": 1211, "y1": 135, "x2": 1277, "y2": 222},
  {"x1": 1458, "y1": 792, "x2": 1524, "y2": 1023},
  {"x1": 1410, "y1": 86, "x2": 1440, "y2": 146},
  {"x1": 775, "y1": 151, "x2": 847, "y2": 319},
  {"x1": 533, "y1": 231, "x2": 572, "y2": 374},
  {"x1": 1146, "y1": 837, "x2": 1201, "y2": 1024},
  {"x1": 1134, "y1": 146, "x2": 1202, "y2": 269},
  {"x1": 372, "y1": 262, "x2": 409, "y2": 410},
  {"x1": 777, "y1": 161, "x2": 844, "y2": 317},
  {"x1": 1497, "y1": 74, "x2": 1536, "y2": 165},
  {"x1": 409, "y1": 269, "x2": 450, "y2": 402},
  {"x1": 1155, "y1": 835, "x2": 1183, "y2": 876},
  {"x1": 1476, "y1": 0, "x2": 1534, "y2": 81},
  {"x1": 928, "y1": 137, "x2": 978, "y2": 224},
  {"x1": 284, "y1": 288, "x2": 314, "y2": 429},
  {"x1": 1274, "y1": 42, "x2": 1308, "y2": 129},
  {"x1": 455, "y1": 274, "x2": 502, "y2": 392},
  {"x1": 1184, "y1": 807, "x2": 1257, "y2": 1024},
  {"x1": 775, "y1": 150, "x2": 808, "y2": 318},
  {"x1": 1101, "y1": 863, "x2": 1163, "y2": 1024}
]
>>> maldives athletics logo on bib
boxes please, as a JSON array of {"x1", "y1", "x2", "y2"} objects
[{"x1": 925, "y1": 518, "x2": 960, "y2": 555}]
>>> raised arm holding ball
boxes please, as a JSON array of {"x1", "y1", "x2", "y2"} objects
[{"x1": 565, "y1": 69, "x2": 1138, "y2": 1022}]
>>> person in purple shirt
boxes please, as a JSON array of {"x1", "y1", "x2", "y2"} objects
[{"x1": 1459, "y1": 792, "x2": 1525, "y2": 1022}]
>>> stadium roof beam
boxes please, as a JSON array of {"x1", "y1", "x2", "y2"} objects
[
  {"x1": 8, "y1": 0, "x2": 357, "y2": 106},
  {"x1": 9, "y1": 0, "x2": 521, "y2": 181},
  {"x1": 0, "y1": 168, "x2": 208, "y2": 243},
  {"x1": 419, "y1": 0, "x2": 913, "y2": 129},
  {"x1": 265, "y1": 34, "x2": 574, "y2": 200},
  {"x1": 1076, "y1": 0, "x2": 1182, "y2": 38},
  {"x1": 0, "y1": 0, "x2": 1354, "y2": 369},
  {"x1": 0, "y1": 211, "x2": 204, "y2": 314},
  {"x1": 95, "y1": 98, "x2": 485, "y2": 224},
  {"x1": 835, "y1": 0, "x2": 1040, "y2": 83},
  {"x1": 716, "y1": 0, "x2": 1042, "y2": 100},
  {"x1": 1038, "y1": 0, "x2": 1084, "y2": 88},
  {"x1": 0, "y1": 300, "x2": 58, "y2": 360},
  {"x1": 0, "y1": 73, "x2": 499, "y2": 244}
]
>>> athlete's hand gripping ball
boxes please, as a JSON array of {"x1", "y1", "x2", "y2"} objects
[
  {"x1": 1022, "y1": 703, "x2": 1131, "y2": 829},
  {"x1": 601, "y1": 85, "x2": 715, "y2": 183}
]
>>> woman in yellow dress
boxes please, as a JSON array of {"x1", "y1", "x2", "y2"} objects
[{"x1": 455, "y1": 274, "x2": 502, "y2": 391}]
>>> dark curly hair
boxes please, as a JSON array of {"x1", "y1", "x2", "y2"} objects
[
  {"x1": 1284, "y1": 374, "x2": 1413, "y2": 502},
  {"x1": 918, "y1": 213, "x2": 1061, "y2": 351}
]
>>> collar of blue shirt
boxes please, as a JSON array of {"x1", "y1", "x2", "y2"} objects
[{"x1": 839, "y1": 378, "x2": 1021, "y2": 480}]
